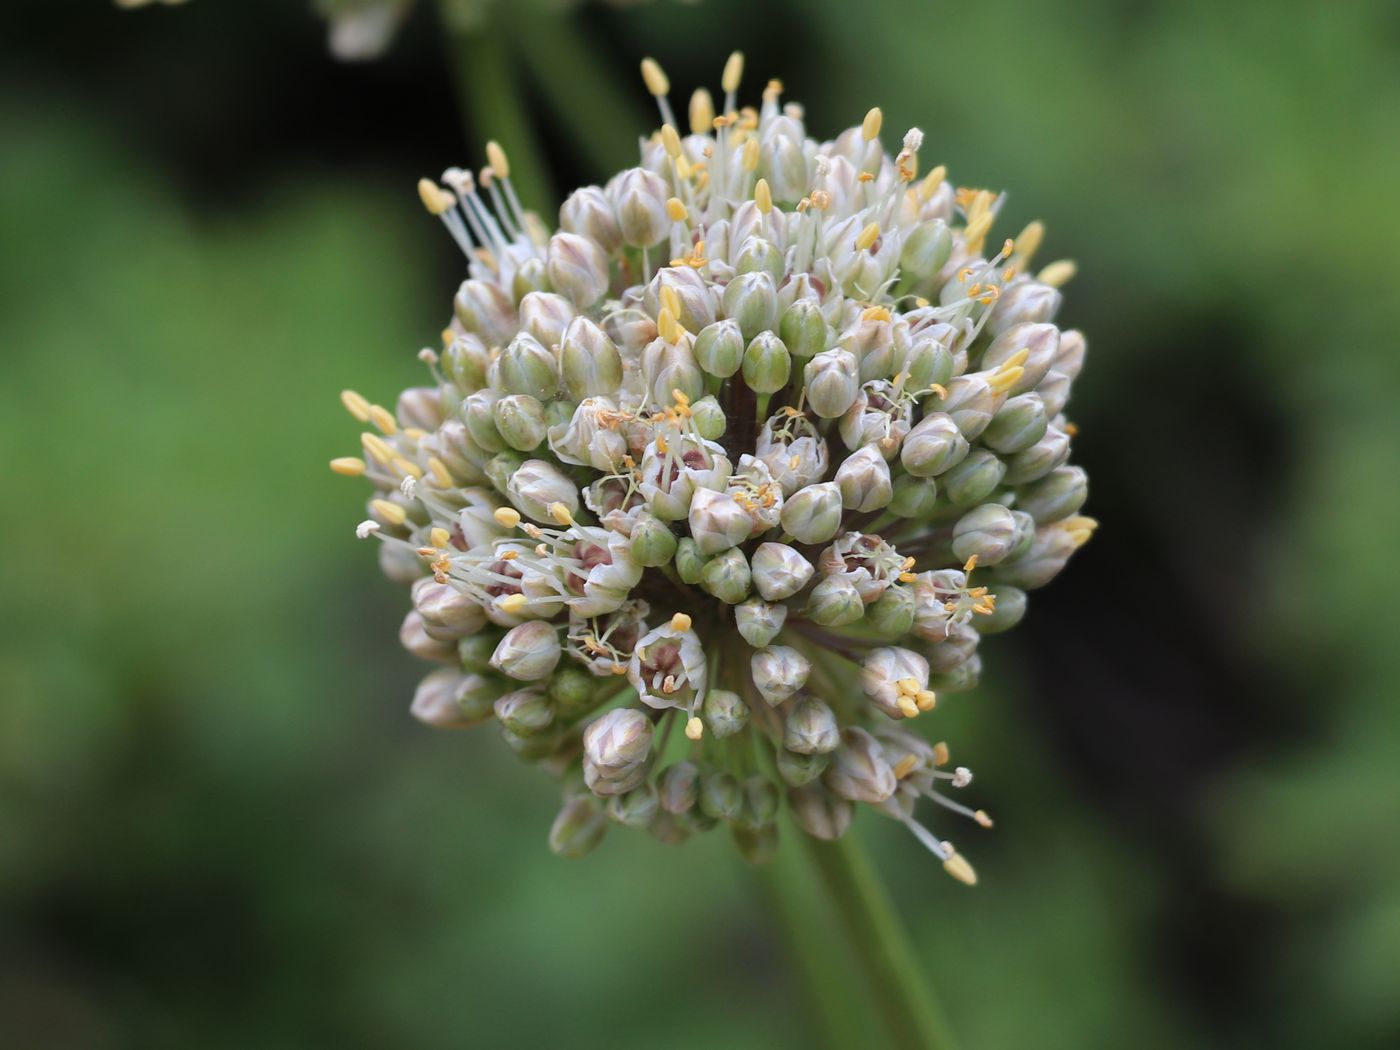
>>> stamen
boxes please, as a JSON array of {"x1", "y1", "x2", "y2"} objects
[
  {"x1": 685, "y1": 716, "x2": 704, "y2": 740},
  {"x1": 1038, "y1": 259, "x2": 1077, "y2": 287},
  {"x1": 340, "y1": 389, "x2": 372, "y2": 422},
  {"x1": 330, "y1": 456, "x2": 366, "y2": 477}
]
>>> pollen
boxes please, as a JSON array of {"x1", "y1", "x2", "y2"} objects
[
  {"x1": 340, "y1": 389, "x2": 372, "y2": 422},
  {"x1": 670, "y1": 613, "x2": 693, "y2": 632},
  {"x1": 493, "y1": 507, "x2": 522, "y2": 528},
  {"x1": 330, "y1": 456, "x2": 366, "y2": 477},
  {"x1": 370, "y1": 499, "x2": 406, "y2": 526}
]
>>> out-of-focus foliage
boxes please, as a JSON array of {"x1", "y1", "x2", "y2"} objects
[{"x1": 2, "y1": 0, "x2": 1398, "y2": 1047}]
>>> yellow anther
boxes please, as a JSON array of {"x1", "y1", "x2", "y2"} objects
[
  {"x1": 893, "y1": 755, "x2": 919, "y2": 780},
  {"x1": 340, "y1": 389, "x2": 372, "y2": 422},
  {"x1": 933, "y1": 741, "x2": 950, "y2": 766},
  {"x1": 666, "y1": 197, "x2": 688, "y2": 223},
  {"x1": 661, "y1": 123, "x2": 682, "y2": 158},
  {"x1": 763, "y1": 78, "x2": 784, "y2": 102},
  {"x1": 988, "y1": 365, "x2": 1025, "y2": 394},
  {"x1": 685, "y1": 716, "x2": 704, "y2": 741},
  {"x1": 641, "y1": 57, "x2": 669, "y2": 97},
  {"x1": 963, "y1": 555, "x2": 979, "y2": 574},
  {"x1": 754, "y1": 177, "x2": 773, "y2": 215},
  {"x1": 670, "y1": 612, "x2": 693, "y2": 632},
  {"x1": 360, "y1": 432, "x2": 394, "y2": 465},
  {"x1": 660, "y1": 285, "x2": 682, "y2": 319},
  {"x1": 896, "y1": 677, "x2": 921, "y2": 695},
  {"x1": 657, "y1": 306, "x2": 683, "y2": 345},
  {"x1": 722, "y1": 51, "x2": 744, "y2": 94},
  {"x1": 974, "y1": 810, "x2": 994, "y2": 828},
  {"x1": 671, "y1": 388, "x2": 691, "y2": 408},
  {"x1": 370, "y1": 499, "x2": 406, "y2": 526},
  {"x1": 440, "y1": 327, "x2": 455, "y2": 347},
  {"x1": 675, "y1": 155, "x2": 694, "y2": 180},
  {"x1": 500, "y1": 549, "x2": 518, "y2": 561},
  {"x1": 1002, "y1": 347, "x2": 1031, "y2": 370},
  {"x1": 498, "y1": 593, "x2": 528, "y2": 615},
  {"x1": 416, "y1": 178, "x2": 454, "y2": 216},
  {"x1": 391, "y1": 456, "x2": 422, "y2": 479},
  {"x1": 610, "y1": 662, "x2": 628, "y2": 675},
  {"x1": 549, "y1": 502, "x2": 574, "y2": 526},
  {"x1": 741, "y1": 137, "x2": 760, "y2": 171},
  {"x1": 897, "y1": 696, "x2": 921, "y2": 719},
  {"x1": 1038, "y1": 259, "x2": 1077, "y2": 287},
  {"x1": 861, "y1": 106, "x2": 883, "y2": 142},
  {"x1": 916, "y1": 690, "x2": 937, "y2": 712},
  {"x1": 329, "y1": 456, "x2": 366, "y2": 477},
  {"x1": 898, "y1": 571, "x2": 918, "y2": 584},
  {"x1": 917, "y1": 165, "x2": 946, "y2": 203},
  {"x1": 861, "y1": 305, "x2": 892, "y2": 323},
  {"x1": 426, "y1": 456, "x2": 452, "y2": 488},
  {"x1": 943, "y1": 852, "x2": 978, "y2": 886},
  {"x1": 403, "y1": 427, "x2": 428, "y2": 442},
  {"x1": 656, "y1": 432, "x2": 670, "y2": 454},
  {"x1": 963, "y1": 212, "x2": 993, "y2": 253},
  {"x1": 484, "y1": 140, "x2": 509, "y2": 180},
  {"x1": 368, "y1": 404, "x2": 398, "y2": 435},
  {"x1": 429, "y1": 527, "x2": 451, "y2": 549},
  {"x1": 855, "y1": 222, "x2": 881, "y2": 251},
  {"x1": 689, "y1": 88, "x2": 714, "y2": 135},
  {"x1": 493, "y1": 507, "x2": 522, "y2": 528}
]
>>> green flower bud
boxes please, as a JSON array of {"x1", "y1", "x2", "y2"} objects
[
  {"x1": 462, "y1": 389, "x2": 508, "y2": 453},
  {"x1": 547, "y1": 231, "x2": 609, "y2": 307},
  {"x1": 694, "y1": 319, "x2": 745, "y2": 378},
  {"x1": 690, "y1": 395, "x2": 727, "y2": 440},
  {"x1": 734, "y1": 237, "x2": 784, "y2": 282},
  {"x1": 899, "y1": 218, "x2": 953, "y2": 277},
  {"x1": 559, "y1": 317, "x2": 622, "y2": 400},
  {"x1": 411, "y1": 669, "x2": 500, "y2": 729},
  {"x1": 751, "y1": 645, "x2": 811, "y2": 705},
  {"x1": 510, "y1": 257, "x2": 551, "y2": 302},
  {"x1": 982, "y1": 393, "x2": 1049, "y2": 454},
  {"x1": 659, "y1": 761, "x2": 701, "y2": 814},
  {"x1": 457, "y1": 632, "x2": 500, "y2": 674},
  {"x1": 484, "y1": 450, "x2": 526, "y2": 494},
  {"x1": 1016, "y1": 465, "x2": 1088, "y2": 523},
  {"x1": 689, "y1": 488, "x2": 752, "y2": 554},
  {"x1": 607, "y1": 784, "x2": 660, "y2": 829},
  {"x1": 889, "y1": 474, "x2": 939, "y2": 518},
  {"x1": 866, "y1": 584, "x2": 916, "y2": 637},
  {"x1": 941, "y1": 448, "x2": 1007, "y2": 507},
  {"x1": 1008, "y1": 509, "x2": 1037, "y2": 561},
  {"x1": 443, "y1": 334, "x2": 489, "y2": 391},
  {"x1": 974, "y1": 585, "x2": 1027, "y2": 634},
  {"x1": 924, "y1": 622, "x2": 980, "y2": 674},
  {"x1": 738, "y1": 775, "x2": 781, "y2": 831},
  {"x1": 735, "y1": 598, "x2": 787, "y2": 648},
  {"x1": 675, "y1": 537, "x2": 710, "y2": 585},
  {"x1": 824, "y1": 727, "x2": 896, "y2": 804},
  {"x1": 804, "y1": 348, "x2": 861, "y2": 418},
  {"x1": 742, "y1": 331, "x2": 791, "y2": 394},
  {"x1": 492, "y1": 393, "x2": 547, "y2": 452},
  {"x1": 732, "y1": 823, "x2": 778, "y2": 865},
  {"x1": 1001, "y1": 425, "x2": 1070, "y2": 485},
  {"x1": 780, "y1": 298, "x2": 829, "y2": 363},
  {"x1": 518, "y1": 290, "x2": 575, "y2": 348},
  {"x1": 784, "y1": 696, "x2": 840, "y2": 755},
  {"x1": 787, "y1": 784, "x2": 852, "y2": 840},
  {"x1": 700, "y1": 547, "x2": 752, "y2": 604},
  {"x1": 901, "y1": 334, "x2": 954, "y2": 392},
  {"x1": 751, "y1": 542, "x2": 815, "y2": 601},
  {"x1": 454, "y1": 277, "x2": 516, "y2": 347},
  {"x1": 699, "y1": 769, "x2": 743, "y2": 822},
  {"x1": 501, "y1": 723, "x2": 564, "y2": 761},
  {"x1": 777, "y1": 749, "x2": 829, "y2": 788},
  {"x1": 780, "y1": 482, "x2": 844, "y2": 544},
  {"x1": 807, "y1": 574, "x2": 865, "y2": 627},
  {"x1": 506, "y1": 458, "x2": 579, "y2": 522},
  {"x1": 549, "y1": 795, "x2": 607, "y2": 859},
  {"x1": 491, "y1": 332, "x2": 558, "y2": 401},
  {"x1": 490, "y1": 620, "x2": 563, "y2": 681},
  {"x1": 630, "y1": 513, "x2": 679, "y2": 567},
  {"x1": 549, "y1": 664, "x2": 600, "y2": 711},
  {"x1": 835, "y1": 445, "x2": 893, "y2": 512},
  {"x1": 650, "y1": 811, "x2": 693, "y2": 845},
  {"x1": 992, "y1": 524, "x2": 1079, "y2": 590},
  {"x1": 703, "y1": 688, "x2": 749, "y2": 739},
  {"x1": 722, "y1": 271, "x2": 778, "y2": 340},
  {"x1": 901, "y1": 412, "x2": 968, "y2": 477},
  {"x1": 951, "y1": 503, "x2": 1018, "y2": 566},
  {"x1": 612, "y1": 167, "x2": 669, "y2": 248},
  {"x1": 493, "y1": 687, "x2": 556, "y2": 736},
  {"x1": 931, "y1": 652, "x2": 982, "y2": 695}
]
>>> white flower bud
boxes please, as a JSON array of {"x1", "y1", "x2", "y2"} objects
[
  {"x1": 506, "y1": 458, "x2": 579, "y2": 522},
  {"x1": 784, "y1": 696, "x2": 840, "y2": 755},
  {"x1": 411, "y1": 668, "x2": 500, "y2": 729},
  {"x1": 490, "y1": 332, "x2": 558, "y2": 401},
  {"x1": 735, "y1": 598, "x2": 787, "y2": 648},
  {"x1": 559, "y1": 185, "x2": 622, "y2": 254},
  {"x1": 982, "y1": 322, "x2": 1060, "y2": 394},
  {"x1": 583, "y1": 707, "x2": 654, "y2": 795},
  {"x1": 688, "y1": 487, "x2": 752, "y2": 554},
  {"x1": 453, "y1": 278, "x2": 517, "y2": 347},
  {"x1": 751, "y1": 542, "x2": 815, "y2": 601},
  {"x1": 804, "y1": 349, "x2": 860, "y2": 418},
  {"x1": 901, "y1": 412, "x2": 969, "y2": 477},
  {"x1": 779, "y1": 482, "x2": 844, "y2": 544},
  {"x1": 788, "y1": 784, "x2": 853, "y2": 840},
  {"x1": 547, "y1": 232, "x2": 609, "y2": 308},
  {"x1": 835, "y1": 445, "x2": 893, "y2": 512},
  {"x1": 751, "y1": 645, "x2": 811, "y2": 705},
  {"x1": 518, "y1": 291, "x2": 576, "y2": 349},
  {"x1": 611, "y1": 167, "x2": 669, "y2": 248},
  {"x1": 412, "y1": 577, "x2": 487, "y2": 641},
  {"x1": 987, "y1": 280, "x2": 1062, "y2": 337},
  {"x1": 824, "y1": 727, "x2": 897, "y2": 804}
]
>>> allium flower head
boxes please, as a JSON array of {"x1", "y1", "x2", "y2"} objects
[{"x1": 334, "y1": 53, "x2": 1095, "y2": 884}]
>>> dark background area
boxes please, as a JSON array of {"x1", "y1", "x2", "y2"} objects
[{"x1": 3, "y1": 1, "x2": 1399, "y2": 1047}]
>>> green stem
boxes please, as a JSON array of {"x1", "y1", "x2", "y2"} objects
[{"x1": 804, "y1": 831, "x2": 959, "y2": 1050}]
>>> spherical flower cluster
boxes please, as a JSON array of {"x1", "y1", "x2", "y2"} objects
[{"x1": 334, "y1": 53, "x2": 1095, "y2": 884}]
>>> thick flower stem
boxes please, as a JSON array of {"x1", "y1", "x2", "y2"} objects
[{"x1": 803, "y1": 831, "x2": 958, "y2": 1050}]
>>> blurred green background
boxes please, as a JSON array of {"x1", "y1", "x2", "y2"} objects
[{"x1": 3, "y1": 0, "x2": 1398, "y2": 1047}]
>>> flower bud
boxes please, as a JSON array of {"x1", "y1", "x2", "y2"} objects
[
  {"x1": 413, "y1": 577, "x2": 487, "y2": 641},
  {"x1": 546, "y1": 232, "x2": 609, "y2": 308},
  {"x1": 443, "y1": 334, "x2": 490, "y2": 391},
  {"x1": 484, "y1": 450, "x2": 526, "y2": 494},
  {"x1": 511, "y1": 257, "x2": 551, "y2": 302},
  {"x1": 992, "y1": 523, "x2": 1081, "y2": 590},
  {"x1": 659, "y1": 761, "x2": 701, "y2": 814},
  {"x1": 630, "y1": 512, "x2": 679, "y2": 567},
  {"x1": 560, "y1": 185, "x2": 622, "y2": 254},
  {"x1": 900, "y1": 217, "x2": 953, "y2": 277},
  {"x1": 454, "y1": 278, "x2": 516, "y2": 347},
  {"x1": 1017, "y1": 465, "x2": 1088, "y2": 523},
  {"x1": 607, "y1": 784, "x2": 660, "y2": 829},
  {"x1": 951, "y1": 503, "x2": 1018, "y2": 566},
  {"x1": 559, "y1": 317, "x2": 623, "y2": 400},
  {"x1": 517, "y1": 291, "x2": 575, "y2": 349},
  {"x1": 862, "y1": 647, "x2": 932, "y2": 720},
  {"x1": 491, "y1": 620, "x2": 563, "y2": 681},
  {"x1": 899, "y1": 332, "x2": 954, "y2": 391},
  {"x1": 399, "y1": 611, "x2": 458, "y2": 663},
  {"x1": 493, "y1": 687, "x2": 555, "y2": 736},
  {"x1": 732, "y1": 823, "x2": 779, "y2": 865},
  {"x1": 777, "y1": 749, "x2": 830, "y2": 788},
  {"x1": 690, "y1": 395, "x2": 727, "y2": 440},
  {"x1": 982, "y1": 392, "x2": 1049, "y2": 454},
  {"x1": 889, "y1": 474, "x2": 938, "y2": 518},
  {"x1": 779, "y1": 482, "x2": 844, "y2": 544},
  {"x1": 751, "y1": 645, "x2": 811, "y2": 705},
  {"x1": 547, "y1": 397, "x2": 626, "y2": 471},
  {"x1": 700, "y1": 547, "x2": 752, "y2": 605},
  {"x1": 1001, "y1": 425, "x2": 1071, "y2": 485},
  {"x1": 549, "y1": 664, "x2": 600, "y2": 711},
  {"x1": 1036, "y1": 369, "x2": 1074, "y2": 417},
  {"x1": 824, "y1": 727, "x2": 897, "y2": 804},
  {"x1": 835, "y1": 445, "x2": 893, "y2": 512},
  {"x1": 900, "y1": 412, "x2": 968, "y2": 477},
  {"x1": 457, "y1": 632, "x2": 499, "y2": 673},
  {"x1": 987, "y1": 281, "x2": 1062, "y2": 337},
  {"x1": 735, "y1": 598, "x2": 788, "y2": 648},
  {"x1": 866, "y1": 584, "x2": 916, "y2": 637},
  {"x1": 982, "y1": 322, "x2": 1060, "y2": 394},
  {"x1": 491, "y1": 332, "x2": 558, "y2": 401},
  {"x1": 675, "y1": 537, "x2": 709, "y2": 584},
  {"x1": 806, "y1": 573, "x2": 865, "y2": 627},
  {"x1": 549, "y1": 795, "x2": 607, "y2": 859},
  {"x1": 787, "y1": 784, "x2": 852, "y2": 840},
  {"x1": 462, "y1": 389, "x2": 507, "y2": 452},
  {"x1": 411, "y1": 669, "x2": 500, "y2": 729},
  {"x1": 696, "y1": 769, "x2": 742, "y2": 822},
  {"x1": 1053, "y1": 329, "x2": 1087, "y2": 380},
  {"x1": 583, "y1": 707, "x2": 654, "y2": 796},
  {"x1": 506, "y1": 458, "x2": 579, "y2": 522},
  {"x1": 941, "y1": 448, "x2": 1007, "y2": 507},
  {"x1": 641, "y1": 336, "x2": 705, "y2": 408},
  {"x1": 611, "y1": 167, "x2": 669, "y2": 248},
  {"x1": 784, "y1": 696, "x2": 840, "y2": 755},
  {"x1": 703, "y1": 688, "x2": 749, "y2": 739},
  {"x1": 646, "y1": 266, "x2": 717, "y2": 334},
  {"x1": 734, "y1": 236, "x2": 785, "y2": 282},
  {"x1": 689, "y1": 487, "x2": 752, "y2": 554},
  {"x1": 722, "y1": 271, "x2": 778, "y2": 340},
  {"x1": 974, "y1": 585, "x2": 1027, "y2": 634},
  {"x1": 694, "y1": 319, "x2": 745, "y2": 378},
  {"x1": 492, "y1": 393, "x2": 547, "y2": 451},
  {"x1": 779, "y1": 298, "x2": 828, "y2": 363},
  {"x1": 925, "y1": 621, "x2": 980, "y2": 674},
  {"x1": 804, "y1": 349, "x2": 860, "y2": 418},
  {"x1": 751, "y1": 542, "x2": 815, "y2": 601}
]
